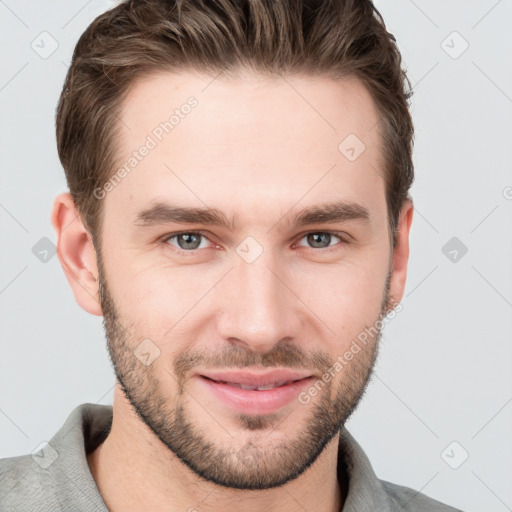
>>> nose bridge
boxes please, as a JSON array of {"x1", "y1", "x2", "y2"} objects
[{"x1": 218, "y1": 242, "x2": 299, "y2": 350}]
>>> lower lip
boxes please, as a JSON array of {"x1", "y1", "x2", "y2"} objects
[{"x1": 197, "y1": 375, "x2": 314, "y2": 415}]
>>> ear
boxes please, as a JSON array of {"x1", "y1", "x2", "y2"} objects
[
  {"x1": 51, "y1": 192, "x2": 102, "y2": 316},
  {"x1": 388, "y1": 199, "x2": 414, "y2": 307}
]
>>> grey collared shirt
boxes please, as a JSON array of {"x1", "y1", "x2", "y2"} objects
[{"x1": 0, "y1": 403, "x2": 463, "y2": 511}]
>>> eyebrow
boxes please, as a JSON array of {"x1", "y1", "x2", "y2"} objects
[{"x1": 133, "y1": 200, "x2": 370, "y2": 231}]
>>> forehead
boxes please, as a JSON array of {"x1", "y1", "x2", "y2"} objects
[
  {"x1": 104, "y1": 70, "x2": 386, "y2": 228},
  {"x1": 119, "y1": 70, "x2": 382, "y2": 151}
]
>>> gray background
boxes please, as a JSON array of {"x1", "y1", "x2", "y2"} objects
[{"x1": 1, "y1": 1, "x2": 511, "y2": 510}]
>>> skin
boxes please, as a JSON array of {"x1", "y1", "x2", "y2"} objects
[{"x1": 51, "y1": 70, "x2": 413, "y2": 512}]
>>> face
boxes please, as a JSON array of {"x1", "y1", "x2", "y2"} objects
[{"x1": 94, "y1": 70, "x2": 399, "y2": 490}]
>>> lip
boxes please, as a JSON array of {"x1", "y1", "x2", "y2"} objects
[
  {"x1": 197, "y1": 369, "x2": 313, "y2": 387},
  {"x1": 196, "y1": 372, "x2": 315, "y2": 415}
]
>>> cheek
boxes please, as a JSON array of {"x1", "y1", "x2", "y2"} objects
[
  {"x1": 107, "y1": 260, "x2": 219, "y2": 342},
  {"x1": 292, "y1": 257, "x2": 388, "y2": 343}
]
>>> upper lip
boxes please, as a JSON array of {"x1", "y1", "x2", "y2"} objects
[{"x1": 198, "y1": 369, "x2": 313, "y2": 387}]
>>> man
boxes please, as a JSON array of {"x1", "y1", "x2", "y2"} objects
[{"x1": 0, "y1": 0, "x2": 463, "y2": 510}]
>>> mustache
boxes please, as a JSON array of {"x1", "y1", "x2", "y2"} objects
[{"x1": 174, "y1": 341, "x2": 333, "y2": 383}]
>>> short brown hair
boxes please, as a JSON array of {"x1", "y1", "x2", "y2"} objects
[{"x1": 56, "y1": 0, "x2": 414, "y2": 248}]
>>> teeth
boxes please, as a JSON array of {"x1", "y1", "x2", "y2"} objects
[
  {"x1": 221, "y1": 380, "x2": 292, "y2": 390},
  {"x1": 239, "y1": 384, "x2": 260, "y2": 390},
  {"x1": 254, "y1": 384, "x2": 277, "y2": 390}
]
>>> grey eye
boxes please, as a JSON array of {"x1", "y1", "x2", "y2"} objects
[
  {"x1": 298, "y1": 232, "x2": 341, "y2": 249},
  {"x1": 166, "y1": 233, "x2": 209, "y2": 251}
]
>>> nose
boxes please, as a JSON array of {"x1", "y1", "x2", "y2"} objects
[{"x1": 217, "y1": 246, "x2": 302, "y2": 354}]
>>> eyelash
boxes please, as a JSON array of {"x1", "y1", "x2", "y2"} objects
[{"x1": 161, "y1": 230, "x2": 350, "y2": 255}]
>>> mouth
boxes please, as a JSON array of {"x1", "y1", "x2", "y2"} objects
[
  {"x1": 197, "y1": 368, "x2": 314, "y2": 388},
  {"x1": 200, "y1": 375, "x2": 307, "y2": 391},
  {"x1": 195, "y1": 372, "x2": 315, "y2": 415}
]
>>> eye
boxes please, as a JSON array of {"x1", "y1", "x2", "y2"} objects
[
  {"x1": 163, "y1": 232, "x2": 212, "y2": 252},
  {"x1": 296, "y1": 232, "x2": 347, "y2": 250},
  {"x1": 162, "y1": 230, "x2": 349, "y2": 255}
]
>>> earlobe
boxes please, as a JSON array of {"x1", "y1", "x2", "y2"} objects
[
  {"x1": 50, "y1": 192, "x2": 103, "y2": 316},
  {"x1": 388, "y1": 200, "x2": 414, "y2": 307}
]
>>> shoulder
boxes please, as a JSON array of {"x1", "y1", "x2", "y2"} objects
[
  {"x1": 0, "y1": 403, "x2": 112, "y2": 511},
  {"x1": 0, "y1": 453, "x2": 54, "y2": 510},
  {"x1": 380, "y1": 479, "x2": 464, "y2": 512}
]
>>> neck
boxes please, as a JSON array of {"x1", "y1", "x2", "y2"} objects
[{"x1": 87, "y1": 387, "x2": 344, "y2": 512}]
